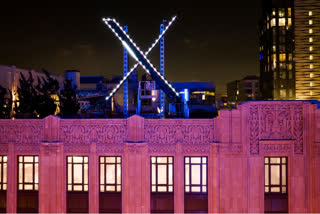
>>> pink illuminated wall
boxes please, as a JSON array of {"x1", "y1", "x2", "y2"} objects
[{"x1": 0, "y1": 101, "x2": 319, "y2": 213}]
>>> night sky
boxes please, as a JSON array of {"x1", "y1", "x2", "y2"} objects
[{"x1": 0, "y1": 2, "x2": 261, "y2": 94}]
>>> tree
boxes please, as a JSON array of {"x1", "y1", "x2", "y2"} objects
[
  {"x1": 59, "y1": 79, "x2": 80, "y2": 117},
  {"x1": 35, "y1": 70, "x2": 60, "y2": 118},
  {"x1": 14, "y1": 72, "x2": 37, "y2": 118},
  {"x1": 0, "y1": 85, "x2": 12, "y2": 119}
]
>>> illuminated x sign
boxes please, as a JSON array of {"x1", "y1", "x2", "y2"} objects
[{"x1": 102, "y1": 16, "x2": 180, "y2": 100}]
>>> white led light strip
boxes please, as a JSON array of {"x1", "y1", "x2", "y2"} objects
[
  {"x1": 102, "y1": 16, "x2": 180, "y2": 100},
  {"x1": 103, "y1": 16, "x2": 176, "y2": 100}
]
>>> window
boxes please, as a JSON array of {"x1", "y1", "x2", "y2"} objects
[
  {"x1": 272, "y1": 9, "x2": 276, "y2": 16},
  {"x1": 185, "y1": 157, "x2": 207, "y2": 193},
  {"x1": 310, "y1": 82, "x2": 313, "y2": 87},
  {"x1": 280, "y1": 89, "x2": 286, "y2": 98},
  {"x1": 288, "y1": 8, "x2": 292, "y2": 17},
  {"x1": 151, "y1": 157, "x2": 173, "y2": 193},
  {"x1": 271, "y1": 18, "x2": 276, "y2": 27},
  {"x1": 279, "y1": 45, "x2": 286, "y2": 52},
  {"x1": 279, "y1": 18, "x2": 285, "y2": 26},
  {"x1": 310, "y1": 46, "x2": 313, "y2": 51},
  {"x1": 279, "y1": 9, "x2": 285, "y2": 17},
  {"x1": 288, "y1": 18, "x2": 292, "y2": 26},
  {"x1": 280, "y1": 72, "x2": 286, "y2": 79},
  {"x1": 264, "y1": 157, "x2": 287, "y2": 194},
  {"x1": 0, "y1": 156, "x2": 7, "y2": 191},
  {"x1": 309, "y1": 20, "x2": 313, "y2": 25},
  {"x1": 67, "y1": 156, "x2": 88, "y2": 192},
  {"x1": 310, "y1": 73, "x2": 313, "y2": 78},
  {"x1": 279, "y1": 36, "x2": 286, "y2": 43},
  {"x1": 309, "y1": 37, "x2": 313, "y2": 43},
  {"x1": 309, "y1": 29, "x2": 313, "y2": 34},
  {"x1": 18, "y1": 156, "x2": 38, "y2": 191},
  {"x1": 279, "y1": 54, "x2": 286, "y2": 62},
  {"x1": 310, "y1": 55, "x2": 313, "y2": 60},
  {"x1": 151, "y1": 157, "x2": 174, "y2": 213},
  {"x1": 100, "y1": 156, "x2": 121, "y2": 192},
  {"x1": 309, "y1": 11, "x2": 313, "y2": 16},
  {"x1": 184, "y1": 157, "x2": 208, "y2": 213},
  {"x1": 310, "y1": 64, "x2": 314, "y2": 69}
]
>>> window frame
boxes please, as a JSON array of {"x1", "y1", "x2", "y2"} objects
[
  {"x1": 0, "y1": 156, "x2": 7, "y2": 191},
  {"x1": 67, "y1": 156, "x2": 89, "y2": 192},
  {"x1": 17, "y1": 155, "x2": 39, "y2": 191},
  {"x1": 150, "y1": 156, "x2": 174, "y2": 193},
  {"x1": 99, "y1": 156, "x2": 122, "y2": 193},
  {"x1": 184, "y1": 156, "x2": 208, "y2": 194},
  {"x1": 264, "y1": 157, "x2": 287, "y2": 195}
]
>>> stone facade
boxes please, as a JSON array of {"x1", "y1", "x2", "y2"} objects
[{"x1": 0, "y1": 101, "x2": 319, "y2": 213}]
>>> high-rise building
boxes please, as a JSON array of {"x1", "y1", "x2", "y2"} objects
[
  {"x1": 295, "y1": 0, "x2": 320, "y2": 99},
  {"x1": 259, "y1": 0, "x2": 295, "y2": 100},
  {"x1": 259, "y1": 0, "x2": 320, "y2": 100},
  {"x1": 227, "y1": 75, "x2": 260, "y2": 106}
]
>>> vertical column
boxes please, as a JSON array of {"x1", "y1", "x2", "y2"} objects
[
  {"x1": 123, "y1": 115, "x2": 148, "y2": 212},
  {"x1": 39, "y1": 115, "x2": 64, "y2": 213},
  {"x1": 123, "y1": 143, "x2": 149, "y2": 213},
  {"x1": 39, "y1": 143, "x2": 64, "y2": 213},
  {"x1": 174, "y1": 143, "x2": 184, "y2": 213},
  {"x1": 122, "y1": 143, "x2": 129, "y2": 213},
  {"x1": 89, "y1": 143, "x2": 99, "y2": 213},
  {"x1": 159, "y1": 21, "x2": 166, "y2": 118},
  {"x1": 208, "y1": 144, "x2": 219, "y2": 213},
  {"x1": 7, "y1": 142, "x2": 16, "y2": 213},
  {"x1": 289, "y1": 155, "x2": 306, "y2": 212},
  {"x1": 123, "y1": 26, "x2": 129, "y2": 118},
  {"x1": 247, "y1": 156, "x2": 264, "y2": 213}
]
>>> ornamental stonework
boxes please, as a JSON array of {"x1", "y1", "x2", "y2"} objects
[
  {"x1": 144, "y1": 119, "x2": 213, "y2": 145},
  {"x1": 60, "y1": 119, "x2": 127, "y2": 145},
  {"x1": 148, "y1": 144, "x2": 176, "y2": 154},
  {"x1": 260, "y1": 143, "x2": 293, "y2": 155},
  {"x1": 97, "y1": 143, "x2": 124, "y2": 154},
  {"x1": 0, "y1": 120, "x2": 44, "y2": 145},
  {"x1": 0, "y1": 144, "x2": 8, "y2": 153},
  {"x1": 249, "y1": 103, "x2": 304, "y2": 155}
]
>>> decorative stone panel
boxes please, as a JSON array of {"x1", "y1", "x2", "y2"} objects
[
  {"x1": 248, "y1": 102, "x2": 304, "y2": 155},
  {"x1": 144, "y1": 119, "x2": 213, "y2": 145}
]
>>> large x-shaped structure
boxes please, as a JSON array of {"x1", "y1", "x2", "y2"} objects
[{"x1": 102, "y1": 16, "x2": 180, "y2": 101}]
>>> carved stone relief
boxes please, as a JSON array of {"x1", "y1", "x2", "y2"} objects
[{"x1": 249, "y1": 103, "x2": 304, "y2": 155}]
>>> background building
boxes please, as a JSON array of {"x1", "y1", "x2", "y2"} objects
[
  {"x1": 295, "y1": 0, "x2": 320, "y2": 99},
  {"x1": 227, "y1": 75, "x2": 260, "y2": 106},
  {"x1": 0, "y1": 65, "x2": 65, "y2": 108},
  {"x1": 259, "y1": 0, "x2": 295, "y2": 100},
  {"x1": 171, "y1": 82, "x2": 216, "y2": 118},
  {"x1": 259, "y1": 0, "x2": 320, "y2": 100},
  {"x1": 227, "y1": 80, "x2": 239, "y2": 106}
]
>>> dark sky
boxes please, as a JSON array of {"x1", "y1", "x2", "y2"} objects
[{"x1": 0, "y1": 2, "x2": 261, "y2": 94}]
